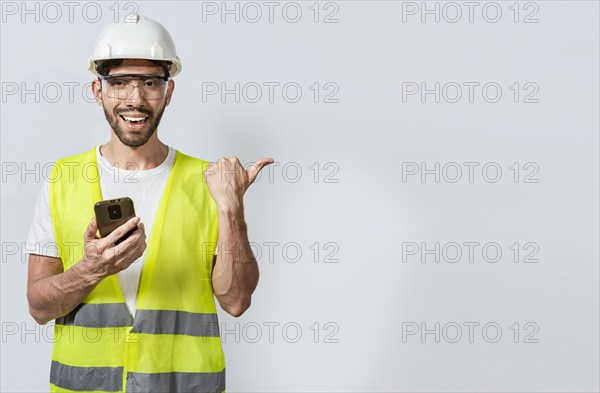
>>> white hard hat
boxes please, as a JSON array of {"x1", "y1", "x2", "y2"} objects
[{"x1": 88, "y1": 14, "x2": 182, "y2": 77}]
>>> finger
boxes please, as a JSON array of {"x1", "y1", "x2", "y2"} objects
[
  {"x1": 204, "y1": 163, "x2": 216, "y2": 182},
  {"x1": 111, "y1": 221, "x2": 145, "y2": 251},
  {"x1": 84, "y1": 217, "x2": 99, "y2": 241},
  {"x1": 247, "y1": 158, "x2": 274, "y2": 184},
  {"x1": 205, "y1": 162, "x2": 217, "y2": 175},
  {"x1": 218, "y1": 158, "x2": 229, "y2": 171},
  {"x1": 208, "y1": 158, "x2": 226, "y2": 175},
  {"x1": 133, "y1": 222, "x2": 146, "y2": 240},
  {"x1": 104, "y1": 216, "x2": 140, "y2": 247},
  {"x1": 111, "y1": 236, "x2": 146, "y2": 266}
]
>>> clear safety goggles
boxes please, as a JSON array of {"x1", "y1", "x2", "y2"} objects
[{"x1": 99, "y1": 74, "x2": 169, "y2": 100}]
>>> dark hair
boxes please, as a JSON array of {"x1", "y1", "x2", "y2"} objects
[{"x1": 95, "y1": 59, "x2": 171, "y2": 78}]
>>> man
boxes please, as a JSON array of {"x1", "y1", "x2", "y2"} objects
[{"x1": 25, "y1": 14, "x2": 272, "y2": 392}]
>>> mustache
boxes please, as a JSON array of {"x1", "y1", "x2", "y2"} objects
[{"x1": 116, "y1": 107, "x2": 152, "y2": 116}]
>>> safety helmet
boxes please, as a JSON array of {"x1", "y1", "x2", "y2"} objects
[{"x1": 87, "y1": 14, "x2": 182, "y2": 77}]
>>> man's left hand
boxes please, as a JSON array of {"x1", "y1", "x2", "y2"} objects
[{"x1": 204, "y1": 156, "x2": 274, "y2": 211}]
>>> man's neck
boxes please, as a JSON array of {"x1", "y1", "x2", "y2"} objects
[{"x1": 99, "y1": 140, "x2": 169, "y2": 171}]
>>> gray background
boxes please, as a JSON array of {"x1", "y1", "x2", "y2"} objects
[{"x1": 1, "y1": 1, "x2": 599, "y2": 392}]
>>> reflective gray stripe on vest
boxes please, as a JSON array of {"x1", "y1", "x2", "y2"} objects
[
  {"x1": 55, "y1": 303, "x2": 133, "y2": 328},
  {"x1": 126, "y1": 369, "x2": 225, "y2": 393},
  {"x1": 50, "y1": 360, "x2": 123, "y2": 392},
  {"x1": 131, "y1": 309, "x2": 220, "y2": 337}
]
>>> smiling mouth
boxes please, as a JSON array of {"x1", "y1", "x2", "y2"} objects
[{"x1": 119, "y1": 114, "x2": 149, "y2": 125}]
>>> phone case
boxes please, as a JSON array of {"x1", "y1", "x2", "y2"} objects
[{"x1": 94, "y1": 197, "x2": 137, "y2": 244}]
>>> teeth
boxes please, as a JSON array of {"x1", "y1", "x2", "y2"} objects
[{"x1": 122, "y1": 116, "x2": 146, "y2": 122}]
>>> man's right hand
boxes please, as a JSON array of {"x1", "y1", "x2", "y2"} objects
[
  {"x1": 27, "y1": 215, "x2": 146, "y2": 324},
  {"x1": 81, "y1": 215, "x2": 147, "y2": 280}
]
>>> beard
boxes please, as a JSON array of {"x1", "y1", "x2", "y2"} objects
[{"x1": 102, "y1": 102, "x2": 167, "y2": 147}]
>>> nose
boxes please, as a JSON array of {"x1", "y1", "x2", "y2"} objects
[{"x1": 123, "y1": 83, "x2": 144, "y2": 104}]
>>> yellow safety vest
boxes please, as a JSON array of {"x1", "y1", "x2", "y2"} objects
[{"x1": 47, "y1": 146, "x2": 225, "y2": 392}]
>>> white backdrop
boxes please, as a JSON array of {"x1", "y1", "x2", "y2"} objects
[{"x1": 1, "y1": 1, "x2": 599, "y2": 392}]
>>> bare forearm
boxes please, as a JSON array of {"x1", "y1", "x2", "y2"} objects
[
  {"x1": 212, "y1": 206, "x2": 259, "y2": 317},
  {"x1": 28, "y1": 260, "x2": 102, "y2": 325}
]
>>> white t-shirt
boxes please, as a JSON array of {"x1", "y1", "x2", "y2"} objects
[{"x1": 26, "y1": 145, "x2": 177, "y2": 318}]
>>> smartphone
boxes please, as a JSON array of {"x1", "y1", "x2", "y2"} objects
[{"x1": 94, "y1": 197, "x2": 138, "y2": 245}]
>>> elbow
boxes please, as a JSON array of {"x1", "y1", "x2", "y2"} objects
[
  {"x1": 224, "y1": 297, "x2": 252, "y2": 318},
  {"x1": 28, "y1": 305, "x2": 51, "y2": 325},
  {"x1": 27, "y1": 293, "x2": 54, "y2": 325},
  {"x1": 27, "y1": 290, "x2": 51, "y2": 325}
]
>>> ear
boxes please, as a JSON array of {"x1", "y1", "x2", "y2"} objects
[
  {"x1": 91, "y1": 79, "x2": 103, "y2": 106},
  {"x1": 165, "y1": 80, "x2": 175, "y2": 107}
]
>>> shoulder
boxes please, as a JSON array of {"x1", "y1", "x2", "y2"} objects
[
  {"x1": 52, "y1": 148, "x2": 96, "y2": 173},
  {"x1": 54, "y1": 148, "x2": 95, "y2": 164},
  {"x1": 174, "y1": 149, "x2": 213, "y2": 172},
  {"x1": 48, "y1": 147, "x2": 97, "y2": 185}
]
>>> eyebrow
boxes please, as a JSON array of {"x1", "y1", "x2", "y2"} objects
[{"x1": 101, "y1": 74, "x2": 168, "y2": 80}]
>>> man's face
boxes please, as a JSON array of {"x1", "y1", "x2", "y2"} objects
[{"x1": 92, "y1": 59, "x2": 175, "y2": 147}]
